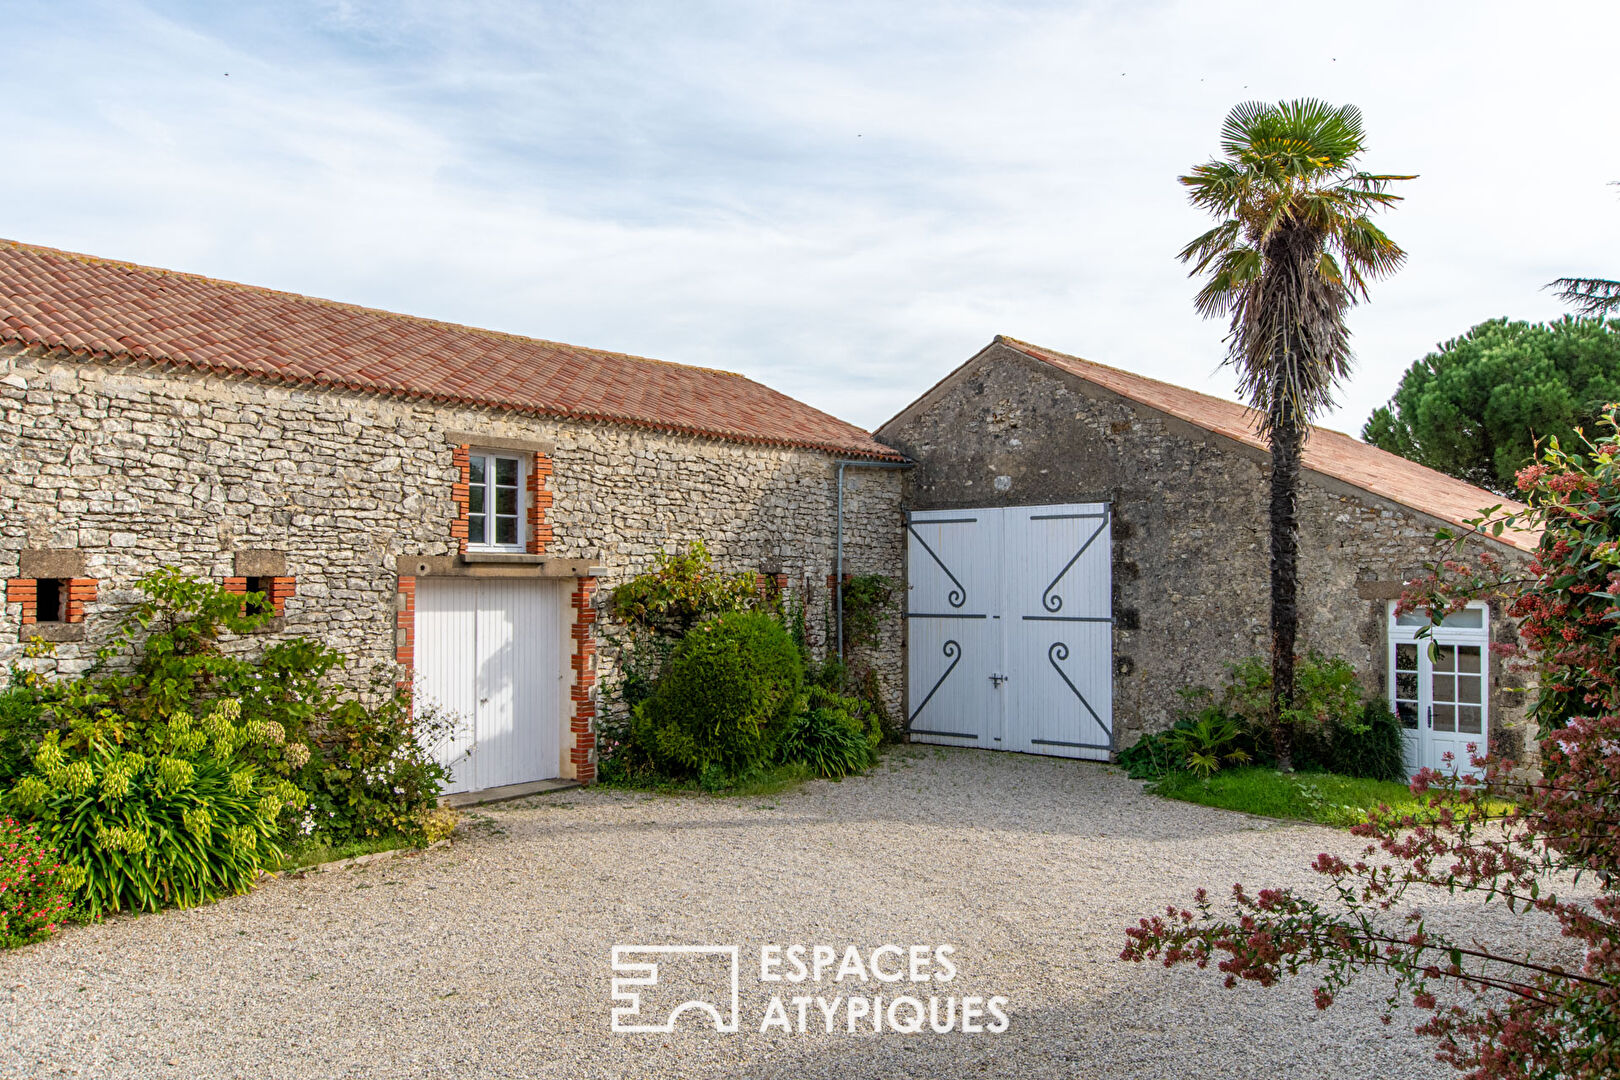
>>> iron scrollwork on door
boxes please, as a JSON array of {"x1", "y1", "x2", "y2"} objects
[
  {"x1": 1045, "y1": 641, "x2": 1109, "y2": 737},
  {"x1": 905, "y1": 518, "x2": 974, "y2": 609},
  {"x1": 1030, "y1": 511, "x2": 1110, "y2": 615},
  {"x1": 907, "y1": 640, "x2": 975, "y2": 740}
]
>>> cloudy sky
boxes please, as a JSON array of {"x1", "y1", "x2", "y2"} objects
[{"x1": 5, "y1": 1, "x2": 1617, "y2": 435}]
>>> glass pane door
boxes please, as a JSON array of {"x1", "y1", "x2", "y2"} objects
[
  {"x1": 1388, "y1": 603, "x2": 1489, "y2": 779},
  {"x1": 1427, "y1": 643, "x2": 1485, "y2": 775}
]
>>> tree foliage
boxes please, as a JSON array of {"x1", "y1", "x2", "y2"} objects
[
  {"x1": 1364, "y1": 316, "x2": 1620, "y2": 495},
  {"x1": 1548, "y1": 181, "x2": 1620, "y2": 318},
  {"x1": 1120, "y1": 415, "x2": 1620, "y2": 1080},
  {"x1": 1180, "y1": 98, "x2": 1409, "y2": 768}
]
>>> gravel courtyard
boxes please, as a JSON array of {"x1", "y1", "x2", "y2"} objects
[{"x1": 1, "y1": 748, "x2": 1541, "y2": 1079}]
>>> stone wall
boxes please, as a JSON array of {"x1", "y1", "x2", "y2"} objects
[
  {"x1": 877, "y1": 342, "x2": 1533, "y2": 756},
  {"x1": 0, "y1": 344, "x2": 906, "y2": 758}
]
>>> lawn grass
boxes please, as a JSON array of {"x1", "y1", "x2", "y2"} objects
[
  {"x1": 1148, "y1": 766, "x2": 1496, "y2": 828},
  {"x1": 271, "y1": 834, "x2": 421, "y2": 872}
]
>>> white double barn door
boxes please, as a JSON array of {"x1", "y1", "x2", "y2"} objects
[
  {"x1": 415, "y1": 578, "x2": 565, "y2": 795},
  {"x1": 906, "y1": 503, "x2": 1113, "y2": 760}
]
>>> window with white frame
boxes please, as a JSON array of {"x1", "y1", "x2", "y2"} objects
[{"x1": 467, "y1": 451, "x2": 526, "y2": 550}]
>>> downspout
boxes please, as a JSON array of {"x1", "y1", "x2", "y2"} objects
[{"x1": 834, "y1": 457, "x2": 912, "y2": 659}]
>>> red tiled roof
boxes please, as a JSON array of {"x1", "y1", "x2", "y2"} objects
[
  {"x1": 0, "y1": 239, "x2": 902, "y2": 461},
  {"x1": 999, "y1": 336, "x2": 1540, "y2": 553}
]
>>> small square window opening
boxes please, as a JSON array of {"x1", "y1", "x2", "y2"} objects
[
  {"x1": 34, "y1": 579, "x2": 65, "y2": 623},
  {"x1": 242, "y1": 576, "x2": 272, "y2": 617}
]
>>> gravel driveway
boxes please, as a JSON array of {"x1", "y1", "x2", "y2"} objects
[{"x1": 0, "y1": 747, "x2": 1545, "y2": 1079}]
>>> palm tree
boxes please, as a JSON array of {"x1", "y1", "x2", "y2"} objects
[{"x1": 1180, "y1": 99, "x2": 1410, "y2": 770}]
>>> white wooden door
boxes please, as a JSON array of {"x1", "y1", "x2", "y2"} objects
[
  {"x1": 1002, "y1": 505, "x2": 1113, "y2": 759},
  {"x1": 906, "y1": 503, "x2": 1113, "y2": 759},
  {"x1": 418, "y1": 580, "x2": 479, "y2": 793},
  {"x1": 416, "y1": 578, "x2": 565, "y2": 794},
  {"x1": 904, "y1": 509, "x2": 1004, "y2": 748},
  {"x1": 1387, "y1": 603, "x2": 1489, "y2": 778}
]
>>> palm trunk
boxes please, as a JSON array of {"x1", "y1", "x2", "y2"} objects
[{"x1": 1269, "y1": 413, "x2": 1303, "y2": 772}]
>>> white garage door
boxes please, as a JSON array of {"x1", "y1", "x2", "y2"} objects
[
  {"x1": 414, "y1": 578, "x2": 566, "y2": 795},
  {"x1": 906, "y1": 503, "x2": 1113, "y2": 760}
]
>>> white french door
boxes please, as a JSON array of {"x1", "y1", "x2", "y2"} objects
[{"x1": 1388, "y1": 603, "x2": 1489, "y2": 778}]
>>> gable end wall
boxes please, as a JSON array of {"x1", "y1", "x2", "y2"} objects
[{"x1": 877, "y1": 343, "x2": 1532, "y2": 754}]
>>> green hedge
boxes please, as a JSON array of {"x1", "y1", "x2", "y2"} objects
[{"x1": 631, "y1": 611, "x2": 804, "y2": 778}]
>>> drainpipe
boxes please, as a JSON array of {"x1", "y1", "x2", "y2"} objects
[{"x1": 834, "y1": 457, "x2": 911, "y2": 659}]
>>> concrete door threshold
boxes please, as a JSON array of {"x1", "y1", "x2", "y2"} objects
[{"x1": 440, "y1": 778, "x2": 580, "y2": 808}]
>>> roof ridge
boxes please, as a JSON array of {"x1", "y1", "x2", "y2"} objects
[
  {"x1": 995, "y1": 334, "x2": 1536, "y2": 551},
  {"x1": 0, "y1": 238, "x2": 904, "y2": 462},
  {"x1": 998, "y1": 334, "x2": 1360, "y2": 444},
  {"x1": 0, "y1": 237, "x2": 758, "y2": 383}
]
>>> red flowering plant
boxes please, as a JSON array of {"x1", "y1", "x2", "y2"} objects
[
  {"x1": 0, "y1": 817, "x2": 76, "y2": 948},
  {"x1": 1120, "y1": 411, "x2": 1620, "y2": 1079}
]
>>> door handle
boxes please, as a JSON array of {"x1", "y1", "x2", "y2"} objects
[{"x1": 989, "y1": 673, "x2": 1008, "y2": 688}]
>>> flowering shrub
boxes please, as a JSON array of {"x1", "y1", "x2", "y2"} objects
[
  {"x1": 0, "y1": 571, "x2": 455, "y2": 920},
  {"x1": 0, "y1": 817, "x2": 74, "y2": 948},
  {"x1": 1119, "y1": 413, "x2": 1620, "y2": 1080},
  {"x1": 607, "y1": 541, "x2": 759, "y2": 639},
  {"x1": 9, "y1": 570, "x2": 451, "y2": 847},
  {"x1": 299, "y1": 689, "x2": 454, "y2": 842},
  {"x1": 3, "y1": 700, "x2": 292, "y2": 916}
]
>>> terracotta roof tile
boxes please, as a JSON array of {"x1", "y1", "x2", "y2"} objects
[
  {"x1": 0, "y1": 239, "x2": 902, "y2": 461},
  {"x1": 999, "y1": 336, "x2": 1540, "y2": 553}
]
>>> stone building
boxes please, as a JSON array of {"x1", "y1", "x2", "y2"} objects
[
  {"x1": 0, "y1": 240, "x2": 906, "y2": 797},
  {"x1": 877, "y1": 337, "x2": 1538, "y2": 774}
]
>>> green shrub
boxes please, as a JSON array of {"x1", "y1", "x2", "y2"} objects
[
  {"x1": 778, "y1": 708, "x2": 873, "y2": 779},
  {"x1": 1218, "y1": 652, "x2": 1364, "y2": 768},
  {"x1": 1127, "y1": 654, "x2": 1390, "y2": 780},
  {"x1": 3, "y1": 700, "x2": 293, "y2": 917},
  {"x1": 34, "y1": 570, "x2": 451, "y2": 846},
  {"x1": 0, "y1": 681, "x2": 49, "y2": 786},
  {"x1": 1119, "y1": 709, "x2": 1255, "y2": 780},
  {"x1": 778, "y1": 685, "x2": 882, "y2": 779},
  {"x1": 1163, "y1": 711, "x2": 1252, "y2": 779},
  {"x1": 1325, "y1": 699, "x2": 1405, "y2": 782},
  {"x1": 0, "y1": 817, "x2": 75, "y2": 948},
  {"x1": 1118, "y1": 724, "x2": 1187, "y2": 779},
  {"x1": 608, "y1": 541, "x2": 759, "y2": 638},
  {"x1": 0, "y1": 570, "x2": 452, "y2": 923},
  {"x1": 631, "y1": 611, "x2": 804, "y2": 778}
]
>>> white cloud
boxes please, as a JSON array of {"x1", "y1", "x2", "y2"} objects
[{"x1": 4, "y1": 0, "x2": 1618, "y2": 436}]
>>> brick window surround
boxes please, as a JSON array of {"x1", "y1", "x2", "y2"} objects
[
  {"x1": 6, "y1": 578, "x2": 97, "y2": 624},
  {"x1": 223, "y1": 576, "x2": 296, "y2": 617},
  {"x1": 451, "y1": 442, "x2": 555, "y2": 555}
]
